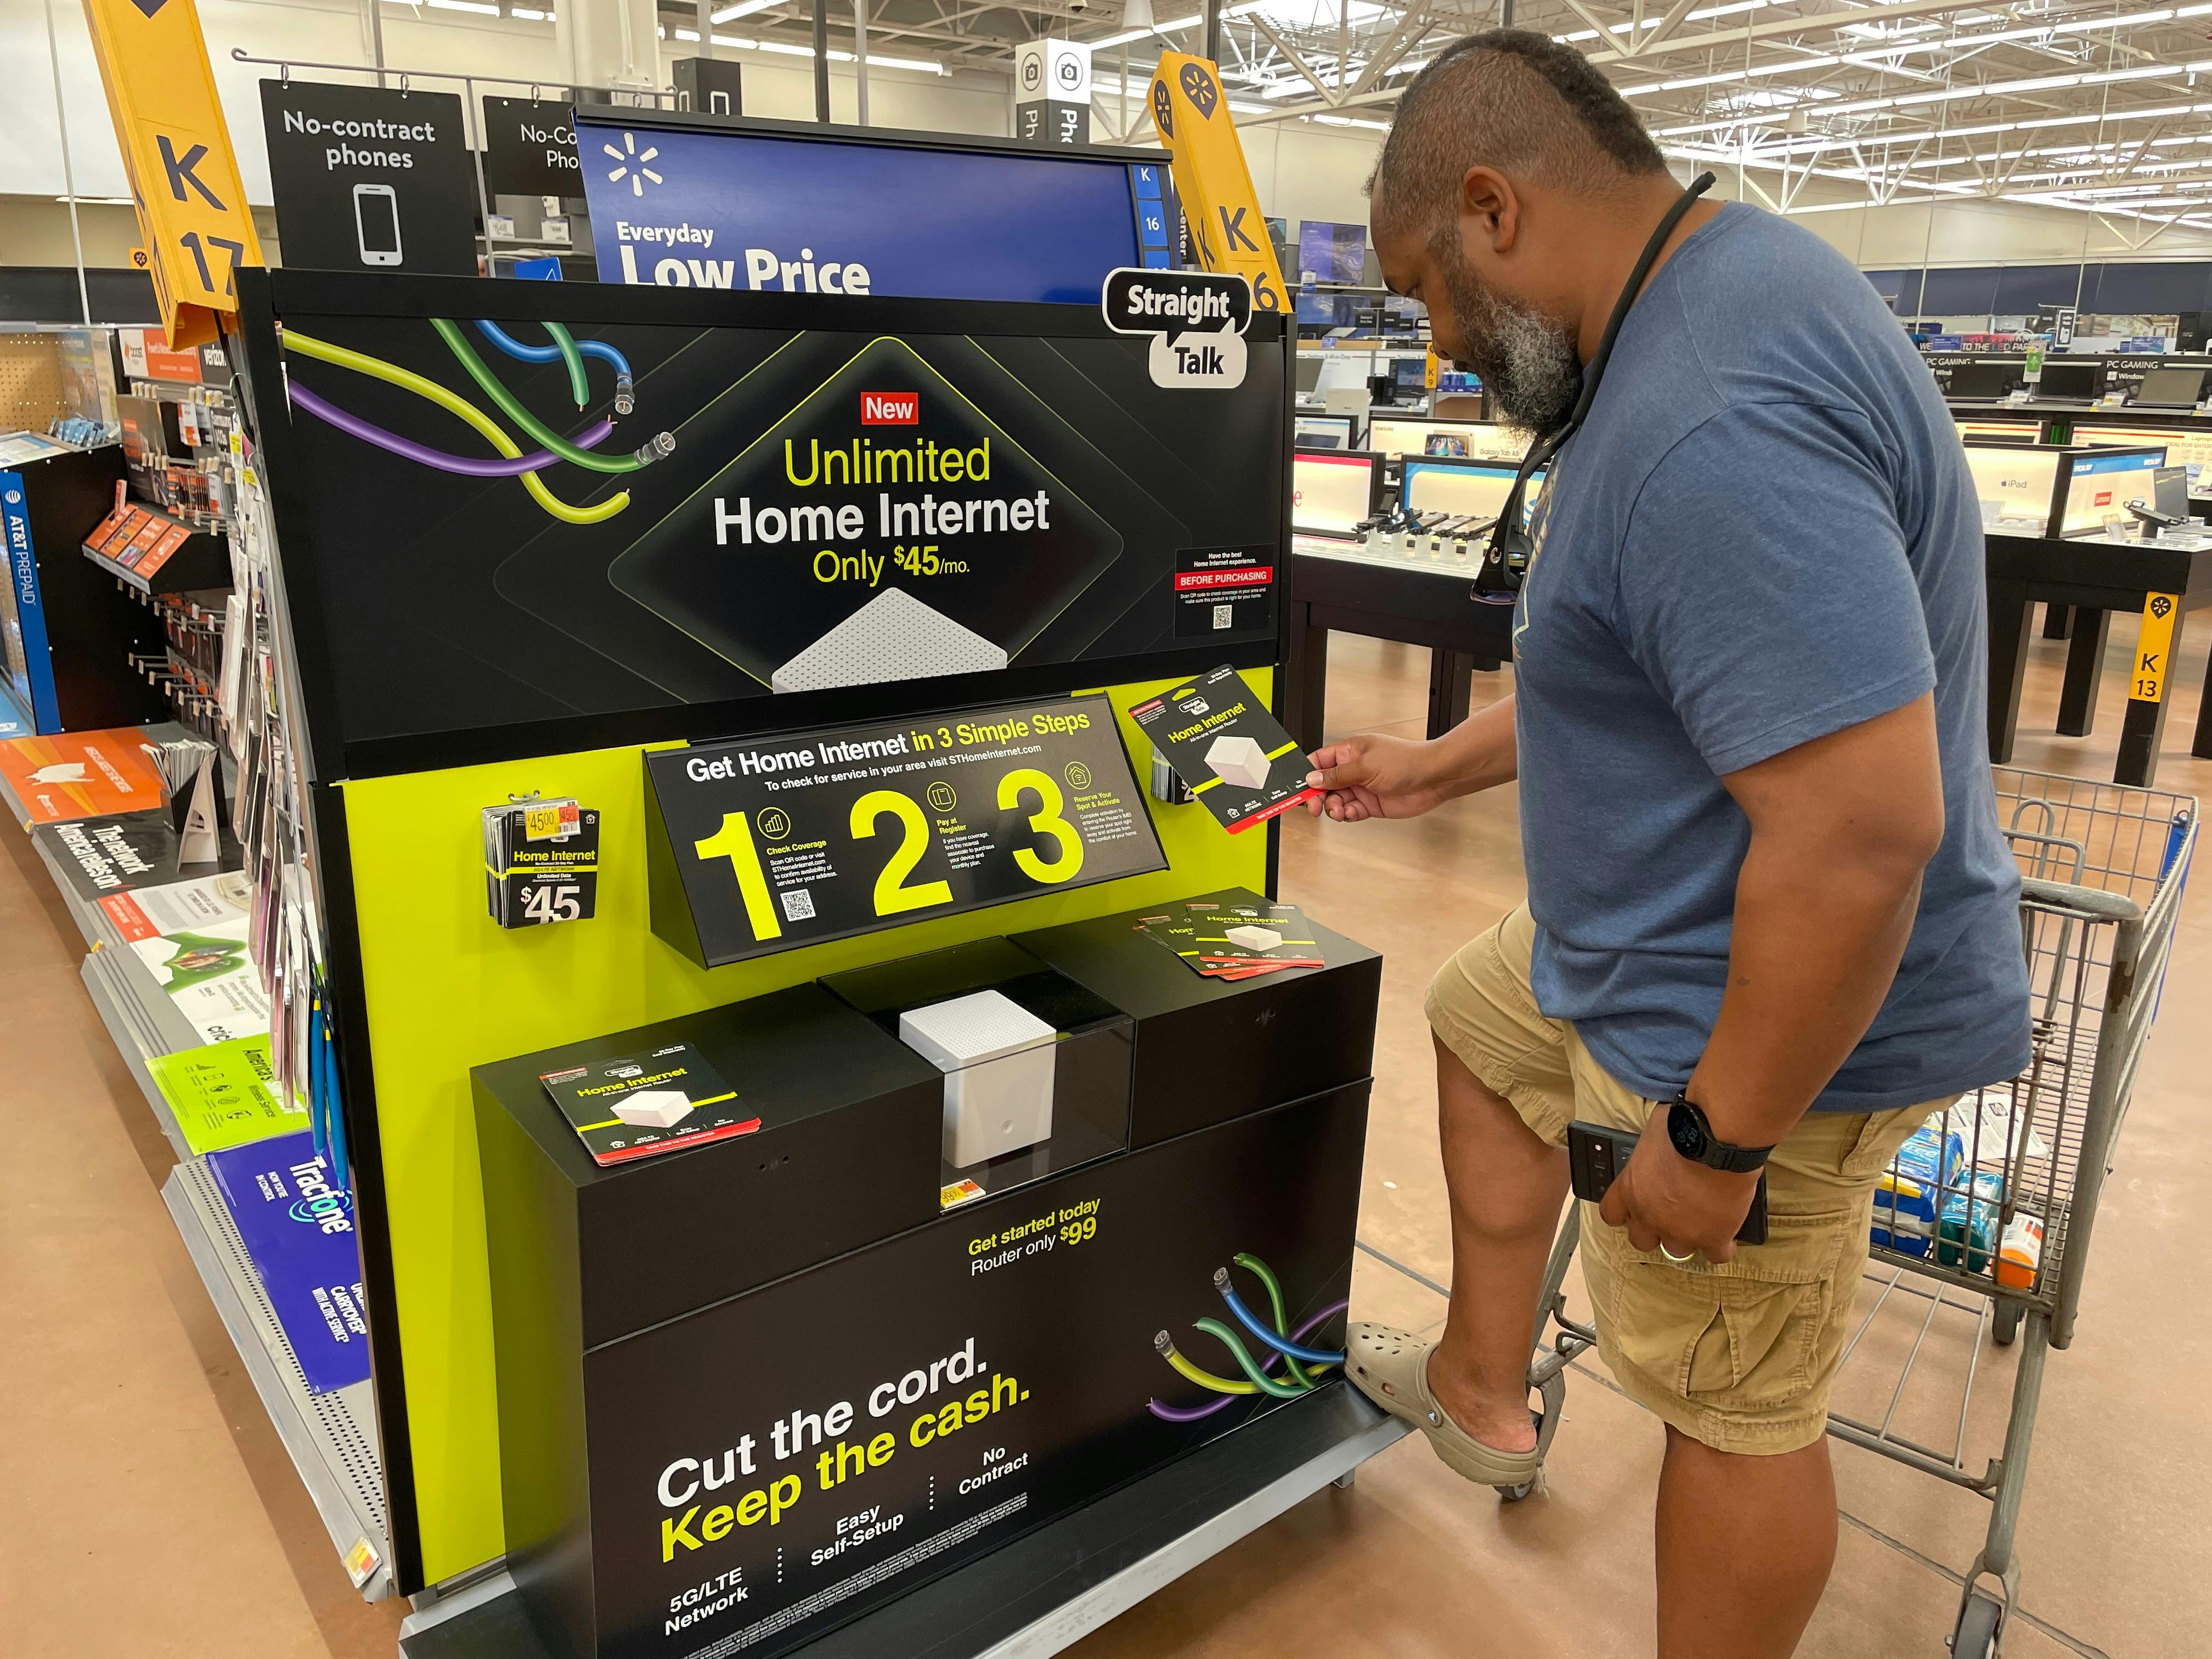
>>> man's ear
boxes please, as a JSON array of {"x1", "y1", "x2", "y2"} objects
[{"x1": 1458, "y1": 166, "x2": 1521, "y2": 255}]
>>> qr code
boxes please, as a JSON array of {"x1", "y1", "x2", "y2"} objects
[
  {"x1": 780, "y1": 888, "x2": 816, "y2": 921},
  {"x1": 1212, "y1": 603, "x2": 1234, "y2": 630}
]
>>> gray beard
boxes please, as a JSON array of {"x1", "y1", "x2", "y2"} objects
[{"x1": 1436, "y1": 238, "x2": 1582, "y2": 436}]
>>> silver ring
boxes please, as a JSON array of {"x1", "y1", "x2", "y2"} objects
[{"x1": 1660, "y1": 1243, "x2": 1695, "y2": 1262}]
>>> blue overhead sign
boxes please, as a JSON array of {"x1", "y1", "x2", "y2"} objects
[{"x1": 575, "y1": 115, "x2": 1167, "y2": 304}]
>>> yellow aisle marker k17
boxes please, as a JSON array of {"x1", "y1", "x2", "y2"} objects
[
  {"x1": 81, "y1": 0, "x2": 264, "y2": 347},
  {"x1": 1148, "y1": 54, "x2": 1288, "y2": 314}
]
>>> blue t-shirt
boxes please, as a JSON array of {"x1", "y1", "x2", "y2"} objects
[{"x1": 1513, "y1": 202, "x2": 2030, "y2": 1113}]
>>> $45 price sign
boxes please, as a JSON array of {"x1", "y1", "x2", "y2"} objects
[{"x1": 645, "y1": 694, "x2": 1167, "y2": 969}]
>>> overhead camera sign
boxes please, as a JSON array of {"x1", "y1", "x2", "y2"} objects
[{"x1": 1103, "y1": 268, "x2": 1251, "y2": 390}]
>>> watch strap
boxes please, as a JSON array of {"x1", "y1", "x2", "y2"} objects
[{"x1": 1671, "y1": 1095, "x2": 1774, "y2": 1173}]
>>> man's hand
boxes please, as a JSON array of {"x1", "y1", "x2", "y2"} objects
[
  {"x1": 1597, "y1": 1102, "x2": 1762, "y2": 1265},
  {"x1": 1304, "y1": 733, "x2": 1453, "y2": 821}
]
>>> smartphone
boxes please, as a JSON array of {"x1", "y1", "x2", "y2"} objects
[
  {"x1": 353, "y1": 183, "x2": 403, "y2": 267},
  {"x1": 1566, "y1": 1120, "x2": 1770, "y2": 1248}
]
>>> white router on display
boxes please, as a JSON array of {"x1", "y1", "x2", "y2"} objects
[
  {"x1": 899, "y1": 990, "x2": 1058, "y2": 1169},
  {"x1": 609, "y1": 1089, "x2": 697, "y2": 1130},
  {"x1": 1206, "y1": 732, "x2": 1272, "y2": 791},
  {"x1": 771, "y1": 590, "x2": 1008, "y2": 692}
]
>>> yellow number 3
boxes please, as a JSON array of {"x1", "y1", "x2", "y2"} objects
[{"x1": 997, "y1": 768, "x2": 1085, "y2": 884}]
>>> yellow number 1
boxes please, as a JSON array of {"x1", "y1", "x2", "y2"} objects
[
  {"x1": 998, "y1": 768, "x2": 1085, "y2": 884},
  {"x1": 695, "y1": 811, "x2": 782, "y2": 941}
]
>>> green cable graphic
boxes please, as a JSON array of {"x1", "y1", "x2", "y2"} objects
[
  {"x1": 544, "y1": 320, "x2": 590, "y2": 408},
  {"x1": 1233, "y1": 1251, "x2": 1314, "y2": 1390},
  {"x1": 1193, "y1": 1317, "x2": 1307, "y2": 1399},
  {"x1": 431, "y1": 318, "x2": 666, "y2": 474},
  {"x1": 283, "y1": 329, "x2": 629, "y2": 526}
]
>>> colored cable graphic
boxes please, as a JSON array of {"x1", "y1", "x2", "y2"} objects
[
  {"x1": 432, "y1": 318, "x2": 670, "y2": 473},
  {"x1": 1149, "y1": 1301, "x2": 1348, "y2": 1424},
  {"x1": 1228, "y1": 1252, "x2": 1316, "y2": 1386},
  {"x1": 1194, "y1": 1317, "x2": 1306, "y2": 1399},
  {"x1": 281, "y1": 328, "x2": 630, "y2": 526},
  {"x1": 1216, "y1": 1267, "x2": 1348, "y2": 1367},
  {"x1": 288, "y1": 382, "x2": 614, "y2": 478},
  {"x1": 475, "y1": 319, "x2": 636, "y2": 415}
]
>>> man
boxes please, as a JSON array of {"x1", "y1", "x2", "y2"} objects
[{"x1": 1311, "y1": 31, "x2": 2031, "y2": 1658}]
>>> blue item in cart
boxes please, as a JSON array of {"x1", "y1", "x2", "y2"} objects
[
  {"x1": 1874, "y1": 1124, "x2": 1963, "y2": 1229},
  {"x1": 1872, "y1": 1223, "x2": 1932, "y2": 1257},
  {"x1": 1936, "y1": 1187, "x2": 2003, "y2": 1273}
]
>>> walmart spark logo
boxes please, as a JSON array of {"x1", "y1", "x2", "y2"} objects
[{"x1": 603, "y1": 131, "x2": 664, "y2": 197}]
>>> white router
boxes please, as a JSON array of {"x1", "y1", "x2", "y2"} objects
[
  {"x1": 610, "y1": 1088, "x2": 696, "y2": 1130},
  {"x1": 1224, "y1": 924, "x2": 1282, "y2": 952},
  {"x1": 771, "y1": 590, "x2": 1008, "y2": 693},
  {"x1": 899, "y1": 990, "x2": 1058, "y2": 1169},
  {"x1": 1206, "y1": 732, "x2": 1272, "y2": 791}
]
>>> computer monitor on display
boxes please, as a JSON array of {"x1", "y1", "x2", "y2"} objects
[
  {"x1": 1293, "y1": 448, "x2": 1379, "y2": 539},
  {"x1": 2035, "y1": 361, "x2": 2104, "y2": 401},
  {"x1": 1947, "y1": 360, "x2": 2019, "y2": 400},
  {"x1": 1392, "y1": 356, "x2": 1427, "y2": 394},
  {"x1": 2153, "y1": 465, "x2": 2191, "y2": 521},
  {"x1": 1296, "y1": 356, "x2": 1325, "y2": 396},
  {"x1": 1400, "y1": 456, "x2": 1541, "y2": 525},
  {"x1": 2135, "y1": 366, "x2": 2207, "y2": 407},
  {"x1": 1294, "y1": 415, "x2": 1357, "y2": 450}
]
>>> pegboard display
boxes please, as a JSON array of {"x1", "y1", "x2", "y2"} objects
[{"x1": 0, "y1": 332, "x2": 67, "y2": 434}]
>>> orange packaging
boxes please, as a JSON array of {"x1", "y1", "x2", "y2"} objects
[
  {"x1": 1996, "y1": 1212, "x2": 2044, "y2": 1291},
  {"x1": 0, "y1": 730, "x2": 168, "y2": 823}
]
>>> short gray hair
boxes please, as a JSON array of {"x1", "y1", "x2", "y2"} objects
[{"x1": 1368, "y1": 30, "x2": 1668, "y2": 239}]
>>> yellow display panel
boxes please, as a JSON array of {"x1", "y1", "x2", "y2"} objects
[
  {"x1": 81, "y1": 0, "x2": 263, "y2": 346},
  {"x1": 342, "y1": 673, "x2": 1275, "y2": 1581}
]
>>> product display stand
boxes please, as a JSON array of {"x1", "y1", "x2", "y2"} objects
[{"x1": 396, "y1": 1389, "x2": 1403, "y2": 1659}]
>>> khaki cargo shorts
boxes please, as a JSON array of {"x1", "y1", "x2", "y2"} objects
[{"x1": 1425, "y1": 907, "x2": 1950, "y2": 1456}]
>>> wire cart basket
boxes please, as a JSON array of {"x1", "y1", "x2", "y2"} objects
[{"x1": 1513, "y1": 766, "x2": 2197, "y2": 1657}]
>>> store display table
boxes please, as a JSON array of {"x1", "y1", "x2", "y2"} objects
[
  {"x1": 1986, "y1": 530, "x2": 2212, "y2": 786},
  {"x1": 1283, "y1": 537, "x2": 1515, "y2": 752}
]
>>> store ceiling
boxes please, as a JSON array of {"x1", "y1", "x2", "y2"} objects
[{"x1": 646, "y1": 0, "x2": 2212, "y2": 239}]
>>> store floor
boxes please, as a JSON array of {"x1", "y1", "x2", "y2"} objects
[{"x1": 2, "y1": 620, "x2": 2206, "y2": 1659}]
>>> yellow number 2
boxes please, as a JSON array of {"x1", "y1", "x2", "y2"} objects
[
  {"x1": 997, "y1": 768, "x2": 1085, "y2": 885},
  {"x1": 850, "y1": 790, "x2": 953, "y2": 916}
]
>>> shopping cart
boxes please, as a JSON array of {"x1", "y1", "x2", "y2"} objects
[{"x1": 1509, "y1": 767, "x2": 2197, "y2": 1657}]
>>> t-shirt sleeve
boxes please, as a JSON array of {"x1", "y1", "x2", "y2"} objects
[{"x1": 1614, "y1": 400, "x2": 1937, "y2": 776}]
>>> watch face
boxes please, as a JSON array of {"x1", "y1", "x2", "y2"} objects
[{"x1": 1668, "y1": 1101, "x2": 1707, "y2": 1161}]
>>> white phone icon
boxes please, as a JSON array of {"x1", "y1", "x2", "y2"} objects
[{"x1": 353, "y1": 183, "x2": 402, "y2": 267}]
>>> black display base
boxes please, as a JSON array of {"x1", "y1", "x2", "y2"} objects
[{"x1": 400, "y1": 1385, "x2": 1404, "y2": 1659}]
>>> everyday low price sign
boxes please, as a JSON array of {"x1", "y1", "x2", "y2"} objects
[{"x1": 645, "y1": 693, "x2": 1166, "y2": 968}]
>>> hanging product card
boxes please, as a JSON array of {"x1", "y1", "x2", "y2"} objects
[
  {"x1": 1128, "y1": 665, "x2": 1319, "y2": 833},
  {"x1": 539, "y1": 1042, "x2": 758, "y2": 1166},
  {"x1": 482, "y1": 797, "x2": 601, "y2": 928},
  {"x1": 646, "y1": 692, "x2": 1166, "y2": 968}
]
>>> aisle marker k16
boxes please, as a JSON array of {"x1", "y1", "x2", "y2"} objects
[{"x1": 1147, "y1": 54, "x2": 1287, "y2": 315}]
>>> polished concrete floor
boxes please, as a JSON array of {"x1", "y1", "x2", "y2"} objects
[{"x1": 2, "y1": 616, "x2": 2206, "y2": 1658}]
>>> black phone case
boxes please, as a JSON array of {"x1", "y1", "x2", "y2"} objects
[{"x1": 1566, "y1": 1120, "x2": 1770, "y2": 1248}]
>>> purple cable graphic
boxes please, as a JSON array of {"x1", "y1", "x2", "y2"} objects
[
  {"x1": 1148, "y1": 1300, "x2": 1350, "y2": 1423},
  {"x1": 287, "y1": 381, "x2": 615, "y2": 478}
]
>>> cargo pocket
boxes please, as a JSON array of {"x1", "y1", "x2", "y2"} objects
[{"x1": 1617, "y1": 1211, "x2": 1850, "y2": 1414}]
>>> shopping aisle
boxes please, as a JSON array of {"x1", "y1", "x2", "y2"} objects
[
  {"x1": 1, "y1": 619, "x2": 2204, "y2": 1658},
  {"x1": 0, "y1": 831, "x2": 408, "y2": 1658}
]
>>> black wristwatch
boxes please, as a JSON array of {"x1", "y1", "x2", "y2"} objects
[{"x1": 1666, "y1": 1094, "x2": 1774, "y2": 1174}]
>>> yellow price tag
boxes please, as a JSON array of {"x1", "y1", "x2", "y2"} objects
[{"x1": 523, "y1": 804, "x2": 563, "y2": 839}]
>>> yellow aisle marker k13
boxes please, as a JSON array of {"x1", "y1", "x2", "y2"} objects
[
  {"x1": 81, "y1": 0, "x2": 264, "y2": 347},
  {"x1": 1148, "y1": 54, "x2": 1288, "y2": 314}
]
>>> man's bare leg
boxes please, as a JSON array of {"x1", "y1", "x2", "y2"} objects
[
  {"x1": 1655, "y1": 1427, "x2": 1837, "y2": 1658},
  {"x1": 1422, "y1": 1035, "x2": 1570, "y2": 1454}
]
